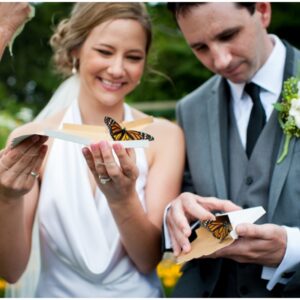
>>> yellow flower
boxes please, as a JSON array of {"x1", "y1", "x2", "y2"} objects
[
  {"x1": 0, "y1": 278, "x2": 6, "y2": 290},
  {"x1": 156, "y1": 256, "x2": 183, "y2": 289}
]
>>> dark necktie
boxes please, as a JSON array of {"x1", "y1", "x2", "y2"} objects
[{"x1": 245, "y1": 82, "x2": 266, "y2": 158}]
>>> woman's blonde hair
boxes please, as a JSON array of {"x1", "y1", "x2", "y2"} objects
[{"x1": 50, "y1": 3, "x2": 152, "y2": 77}]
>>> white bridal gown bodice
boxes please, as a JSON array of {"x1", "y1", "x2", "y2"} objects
[{"x1": 36, "y1": 100, "x2": 161, "y2": 297}]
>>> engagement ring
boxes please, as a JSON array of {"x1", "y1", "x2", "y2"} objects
[
  {"x1": 30, "y1": 171, "x2": 39, "y2": 178},
  {"x1": 99, "y1": 175, "x2": 111, "y2": 184}
]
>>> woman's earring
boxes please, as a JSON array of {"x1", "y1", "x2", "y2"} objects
[{"x1": 72, "y1": 57, "x2": 78, "y2": 75}]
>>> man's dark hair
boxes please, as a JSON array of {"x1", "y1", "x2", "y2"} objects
[{"x1": 167, "y1": 2, "x2": 256, "y2": 19}]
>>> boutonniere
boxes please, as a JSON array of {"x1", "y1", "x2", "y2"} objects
[{"x1": 274, "y1": 77, "x2": 300, "y2": 163}]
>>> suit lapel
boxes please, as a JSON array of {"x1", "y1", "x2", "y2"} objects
[
  {"x1": 207, "y1": 78, "x2": 229, "y2": 199},
  {"x1": 268, "y1": 41, "x2": 298, "y2": 221}
]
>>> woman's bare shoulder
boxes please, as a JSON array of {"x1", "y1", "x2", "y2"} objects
[{"x1": 131, "y1": 107, "x2": 182, "y2": 136}]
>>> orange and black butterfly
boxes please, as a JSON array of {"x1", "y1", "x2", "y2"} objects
[
  {"x1": 202, "y1": 217, "x2": 232, "y2": 242},
  {"x1": 104, "y1": 116, "x2": 154, "y2": 141}
]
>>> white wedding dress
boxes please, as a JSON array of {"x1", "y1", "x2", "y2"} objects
[
  {"x1": 5, "y1": 76, "x2": 161, "y2": 297},
  {"x1": 34, "y1": 100, "x2": 161, "y2": 297}
]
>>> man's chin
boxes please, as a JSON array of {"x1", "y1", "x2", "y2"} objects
[{"x1": 225, "y1": 75, "x2": 249, "y2": 84}]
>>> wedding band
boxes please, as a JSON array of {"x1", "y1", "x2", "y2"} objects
[
  {"x1": 30, "y1": 171, "x2": 39, "y2": 178},
  {"x1": 0, "y1": 160, "x2": 9, "y2": 170},
  {"x1": 99, "y1": 175, "x2": 111, "y2": 184}
]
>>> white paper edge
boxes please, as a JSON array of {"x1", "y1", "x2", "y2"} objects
[
  {"x1": 45, "y1": 129, "x2": 150, "y2": 148},
  {"x1": 217, "y1": 206, "x2": 266, "y2": 239}
]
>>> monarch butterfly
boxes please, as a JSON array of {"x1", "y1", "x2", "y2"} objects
[
  {"x1": 202, "y1": 216, "x2": 232, "y2": 242},
  {"x1": 104, "y1": 116, "x2": 154, "y2": 141}
]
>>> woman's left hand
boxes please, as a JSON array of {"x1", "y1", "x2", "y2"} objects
[{"x1": 82, "y1": 140, "x2": 139, "y2": 202}]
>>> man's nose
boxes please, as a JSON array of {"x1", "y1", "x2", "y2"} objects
[{"x1": 212, "y1": 46, "x2": 232, "y2": 71}]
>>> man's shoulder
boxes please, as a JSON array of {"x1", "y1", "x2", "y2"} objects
[
  {"x1": 177, "y1": 75, "x2": 222, "y2": 108},
  {"x1": 282, "y1": 39, "x2": 300, "y2": 63}
]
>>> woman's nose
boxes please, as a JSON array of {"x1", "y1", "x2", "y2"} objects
[{"x1": 107, "y1": 57, "x2": 125, "y2": 77}]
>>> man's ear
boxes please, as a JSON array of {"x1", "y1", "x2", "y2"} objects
[{"x1": 255, "y1": 2, "x2": 272, "y2": 29}]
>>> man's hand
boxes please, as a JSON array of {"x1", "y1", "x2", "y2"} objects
[
  {"x1": 166, "y1": 192, "x2": 241, "y2": 256},
  {"x1": 210, "y1": 223, "x2": 287, "y2": 267}
]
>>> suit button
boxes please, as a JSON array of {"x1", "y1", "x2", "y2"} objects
[
  {"x1": 240, "y1": 286, "x2": 249, "y2": 295},
  {"x1": 245, "y1": 176, "x2": 253, "y2": 185}
]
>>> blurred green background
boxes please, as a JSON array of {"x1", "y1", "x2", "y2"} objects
[
  {"x1": 1, "y1": 2, "x2": 300, "y2": 149},
  {"x1": 1, "y1": 2, "x2": 300, "y2": 297}
]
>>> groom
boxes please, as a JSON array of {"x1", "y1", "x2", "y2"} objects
[{"x1": 165, "y1": 2, "x2": 300, "y2": 297}]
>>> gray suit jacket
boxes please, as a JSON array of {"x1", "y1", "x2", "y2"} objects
[{"x1": 172, "y1": 41, "x2": 300, "y2": 297}]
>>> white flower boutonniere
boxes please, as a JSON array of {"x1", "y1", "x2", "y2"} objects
[{"x1": 274, "y1": 77, "x2": 300, "y2": 163}]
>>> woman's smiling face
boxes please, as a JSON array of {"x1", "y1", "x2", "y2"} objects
[{"x1": 76, "y1": 18, "x2": 147, "y2": 107}]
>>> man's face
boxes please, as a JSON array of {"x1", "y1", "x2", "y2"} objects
[{"x1": 177, "y1": 3, "x2": 272, "y2": 83}]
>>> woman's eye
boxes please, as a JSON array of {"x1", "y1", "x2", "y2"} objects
[
  {"x1": 127, "y1": 56, "x2": 143, "y2": 61},
  {"x1": 96, "y1": 49, "x2": 112, "y2": 56}
]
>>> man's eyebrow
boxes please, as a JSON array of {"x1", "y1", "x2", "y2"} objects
[
  {"x1": 215, "y1": 27, "x2": 241, "y2": 40},
  {"x1": 190, "y1": 26, "x2": 241, "y2": 49}
]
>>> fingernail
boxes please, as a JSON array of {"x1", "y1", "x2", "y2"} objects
[
  {"x1": 91, "y1": 144, "x2": 98, "y2": 151},
  {"x1": 82, "y1": 147, "x2": 88, "y2": 155},
  {"x1": 183, "y1": 228, "x2": 190, "y2": 236},
  {"x1": 183, "y1": 243, "x2": 190, "y2": 253},
  {"x1": 100, "y1": 140, "x2": 108, "y2": 150},
  {"x1": 113, "y1": 143, "x2": 122, "y2": 152},
  {"x1": 236, "y1": 225, "x2": 244, "y2": 235}
]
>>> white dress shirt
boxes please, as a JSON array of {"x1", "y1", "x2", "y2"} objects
[
  {"x1": 227, "y1": 34, "x2": 300, "y2": 290},
  {"x1": 164, "y1": 35, "x2": 300, "y2": 291}
]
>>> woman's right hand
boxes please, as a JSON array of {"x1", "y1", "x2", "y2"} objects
[{"x1": 0, "y1": 135, "x2": 48, "y2": 200}]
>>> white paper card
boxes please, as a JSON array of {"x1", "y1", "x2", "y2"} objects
[
  {"x1": 218, "y1": 206, "x2": 266, "y2": 239},
  {"x1": 12, "y1": 129, "x2": 150, "y2": 149}
]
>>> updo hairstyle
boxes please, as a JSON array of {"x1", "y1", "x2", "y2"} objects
[{"x1": 50, "y1": 3, "x2": 152, "y2": 77}]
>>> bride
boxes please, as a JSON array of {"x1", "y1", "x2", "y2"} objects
[{"x1": 0, "y1": 3, "x2": 184, "y2": 297}]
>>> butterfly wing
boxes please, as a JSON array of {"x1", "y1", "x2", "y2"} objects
[
  {"x1": 104, "y1": 116, "x2": 125, "y2": 141},
  {"x1": 104, "y1": 116, "x2": 154, "y2": 141},
  {"x1": 202, "y1": 219, "x2": 232, "y2": 242},
  {"x1": 125, "y1": 129, "x2": 154, "y2": 141}
]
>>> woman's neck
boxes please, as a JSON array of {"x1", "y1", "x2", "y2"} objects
[{"x1": 78, "y1": 97, "x2": 125, "y2": 126}]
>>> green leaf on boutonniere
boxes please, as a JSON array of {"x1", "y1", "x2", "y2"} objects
[
  {"x1": 274, "y1": 76, "x2": 300, "y2": 164},
  {"x1": 273, "y1": 102, "x2": 286, "y2": 112}
]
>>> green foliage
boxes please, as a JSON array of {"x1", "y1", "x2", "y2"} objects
[
  {"x1": 274, "y1": 76, "x2": 300, "y2": 163},
  {"x1": 1, "y1": 3, "x2": 300, "y2": 120},
  {"x1": 0, "y1": 3, "x2": 72, "y2": 117}
]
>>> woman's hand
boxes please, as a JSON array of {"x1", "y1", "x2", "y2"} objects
[
  {"x1": 0, "y1": 3, "x2": 31, "y2": 39},
  {"x1": 82, "y1": 140, "x2": 139, "y2": 203},
  {"x1": 0, "y1": 135, "x2": 48, "y2": 200}
]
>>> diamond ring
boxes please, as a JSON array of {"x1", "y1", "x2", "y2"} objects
[
  {"x1": 99, "y1": 175, "x2": 111, "y2": 184},
  {"x1": 30, "y1": 171, "x2": 39, "y2": 178}
]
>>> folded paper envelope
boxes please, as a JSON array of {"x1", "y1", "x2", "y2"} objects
[
  {"x1": 12, "y1": 116, "x2": 153, "y2": 149},
  {"x1": 177, "y1": 206, "x2": 266, "y2": 264}
]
